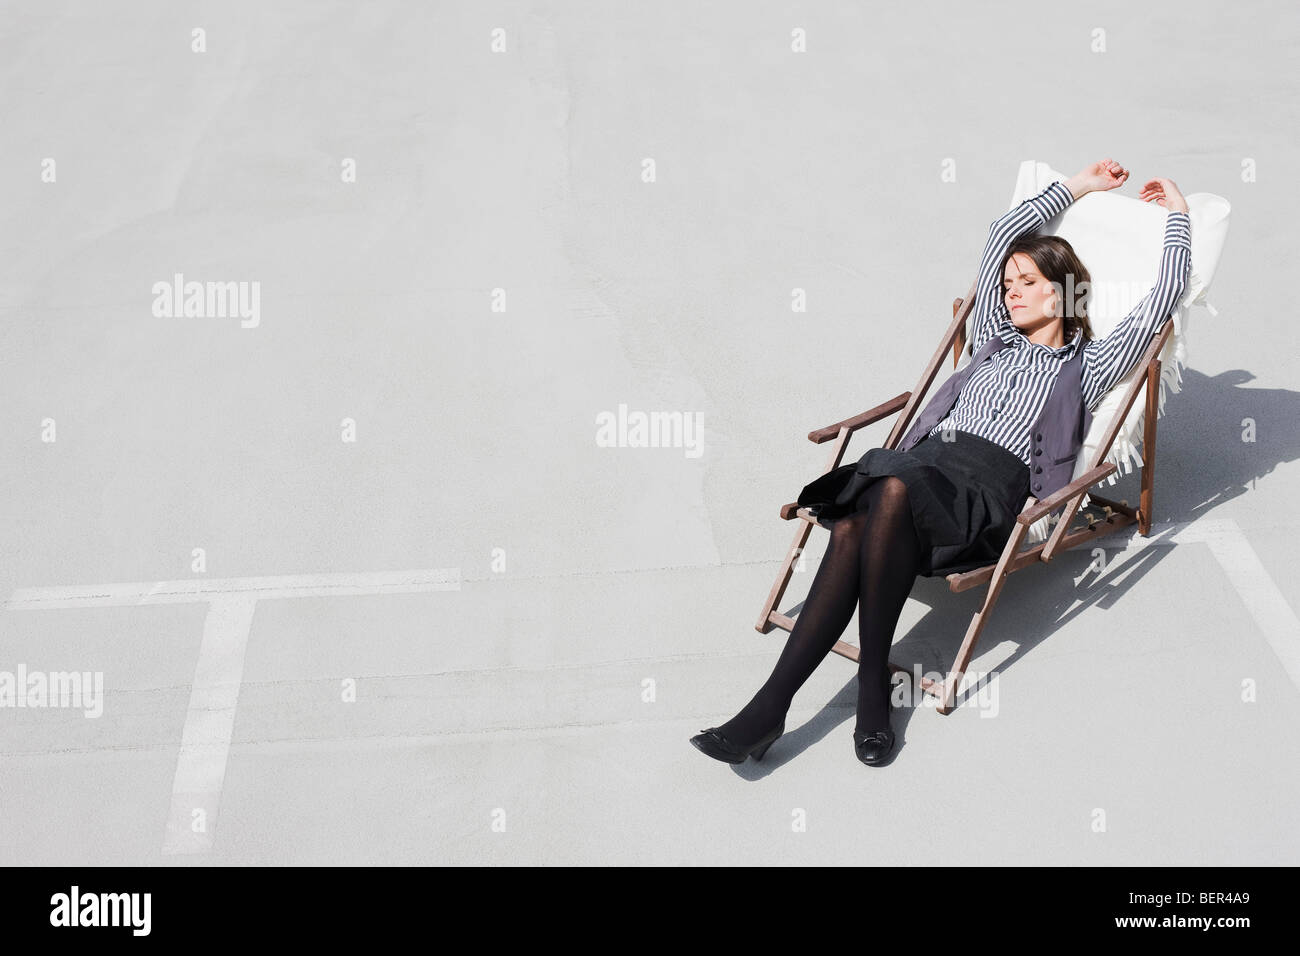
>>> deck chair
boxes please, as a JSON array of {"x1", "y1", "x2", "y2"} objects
[{"x1": 756, "y1": 159, "x2": 1231, "y2": 714}]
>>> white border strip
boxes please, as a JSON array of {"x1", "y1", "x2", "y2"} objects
[
  {"x1": 2, "y1": 568, "x2": 460, "y2": 610},
  {"x1": 4, "y1": 567, "x2": 460, "y2": 855},
  {"x1": 163, "y1": 597, "x2": 258, "y2": 855},
  {"x1": 1108, "y1": 518, "x2": 1300, "y2": 693}
]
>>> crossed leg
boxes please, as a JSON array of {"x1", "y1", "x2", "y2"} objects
[{"x1": 717, "y1": 476, "x2": 924, "y2": 748}]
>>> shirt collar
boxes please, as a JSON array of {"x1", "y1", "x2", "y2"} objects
[{"x1": 1007, "y1": 323, "x2": 1082, "y2": 356}]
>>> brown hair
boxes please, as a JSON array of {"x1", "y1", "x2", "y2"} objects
[{"x1": 1000, "y1": 235, "x2": 1095, "y2": 344}]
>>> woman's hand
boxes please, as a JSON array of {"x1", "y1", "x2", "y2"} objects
[
  {"x1": 1140, "y1": 177, "x2": 1190, "y2": 214},
  {"x1": 1065, "y1": 159, "x2": 1130, "y2": 199}
]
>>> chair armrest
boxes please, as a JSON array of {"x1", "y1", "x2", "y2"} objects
[
  {"x1": 807, "y1": 391, "x2": 911, "y2": 444},
  {"x1": 952, "y1": 312, "x2": 967, "y2": 369},
  {"x1": 1016, "y1": 462, "x2": 1118, "y2": 526}
]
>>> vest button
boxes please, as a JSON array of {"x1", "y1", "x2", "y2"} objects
[
  {"x1": 1033, "y1": 448, "x2": 1041, "y2": 456},
  {"x1": 1035, "y1": 433, "x2": 1043, "y2": 441},
  {"x1": 1033, "y1": 482, "x2": 1042, "y2": 491},
  {"x1": 1034, "y1": 466, "x2": 1042, "y2": 474}
]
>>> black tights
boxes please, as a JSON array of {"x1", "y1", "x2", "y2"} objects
[{"x1": 720, "y1": 476, "x2": 923, "y2": 745}]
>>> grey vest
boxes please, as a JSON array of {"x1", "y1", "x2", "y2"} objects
[{"x1": 898, "y1": 334, "x2": 1093, "y2": 517}]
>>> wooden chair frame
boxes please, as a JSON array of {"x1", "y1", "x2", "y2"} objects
[{"x1": 756, "y1": 281, "x2": 1172, "y2": 714}]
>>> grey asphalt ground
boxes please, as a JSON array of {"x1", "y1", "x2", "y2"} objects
[{"x1": 2, "y1": 0, "x2": 1298, "y2": 865}]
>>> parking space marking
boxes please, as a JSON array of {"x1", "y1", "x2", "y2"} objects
[{"x1": 3, "y1": 567, "x2": 460, "y2": 854}]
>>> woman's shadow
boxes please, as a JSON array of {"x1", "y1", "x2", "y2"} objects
[{"x1": 737, "y1": 368, "x2": 1299, "y2": 775}]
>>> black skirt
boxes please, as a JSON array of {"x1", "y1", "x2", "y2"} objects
[{"x1": 796, "y1": 429, "x2": 1032, "y2": 578}]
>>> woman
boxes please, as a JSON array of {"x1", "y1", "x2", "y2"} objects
[{"x1": 691, "y1": 159, "x2": 1193, "y2": 768}]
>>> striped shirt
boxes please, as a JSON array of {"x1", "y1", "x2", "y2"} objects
[{"x1": 925, "y1": 180, "x2": 1193, "y2": 466}]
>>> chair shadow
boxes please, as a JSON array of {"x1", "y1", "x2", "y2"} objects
[{"x1": 743, "y1": 368, "x2": 1300, "y2": 771}]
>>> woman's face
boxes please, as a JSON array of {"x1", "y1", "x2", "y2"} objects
[{"x1": 1003, "y1": 253, "x2": 1059, "y2": 334}]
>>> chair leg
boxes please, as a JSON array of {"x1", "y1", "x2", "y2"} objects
[
  {"x1": 931, "y1": 505, "x2": 1034, "y2": 714},
  {"x1": 756, "y1": 519, "x2": 815, "y2": 633},
  {"x1": 1138, "y1": 358, "x2": 1160, "y2": 536},
  {"x1": 759, "y1": 427, "x2": 854, "y2": 632}
]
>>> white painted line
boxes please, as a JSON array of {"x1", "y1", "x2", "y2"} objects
[
  {"x1": 163, "y1": 597, "x2": 257, "y2": 856},
  {"x1": 3, "y1": 567, "x2": 461, "y2": 855},
  {"x1": 2, "y1": 568, "x2": 461, "y2": 610},
  {"x1": 1192, "y1": 524, "x2": 1300, "y2": 693},
  {"x1": 1103, "y1": 518, "x2": 1300, "y2": 694}
]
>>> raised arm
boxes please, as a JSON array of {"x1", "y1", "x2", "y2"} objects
[
  {"x1": 968, "y1": 181, "x2": 1076, "y2": 353},
  {"x1": 1081, "y1": 178, "x2": 1193, "y2": 409},
  {"x1": 968, "y1": 160, "x2": 1129, "y2": 353}
]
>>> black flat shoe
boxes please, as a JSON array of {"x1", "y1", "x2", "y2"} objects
[
  {"x1": 853, "y1": 726, "x2": 896, "y2": 766},
  {"x1": 690, "y1": 720, "x2": 785, "y2": 764}
]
